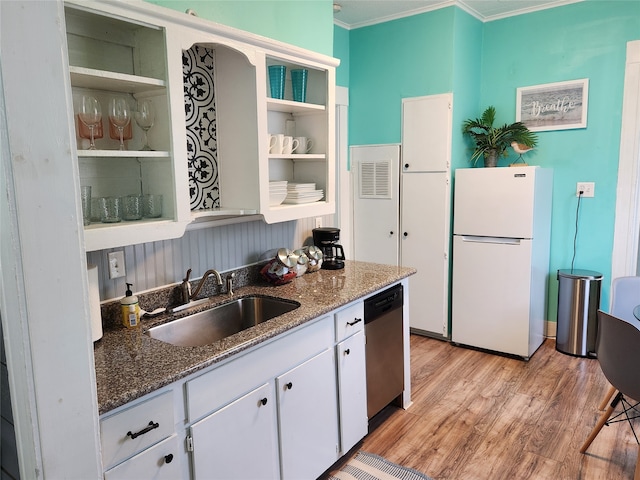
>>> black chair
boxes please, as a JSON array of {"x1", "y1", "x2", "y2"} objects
[{"x1": 580, "y1": 310, "x2": 640, "y2": 479}]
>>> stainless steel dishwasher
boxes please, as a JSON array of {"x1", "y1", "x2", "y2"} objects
[{"x1": 364, "y1": 283, "x2": 404, "y2": 419}]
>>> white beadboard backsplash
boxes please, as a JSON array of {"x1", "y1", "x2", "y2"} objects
[{"x1": 88, "y1": 215, "x2": 335, "y2": 301}]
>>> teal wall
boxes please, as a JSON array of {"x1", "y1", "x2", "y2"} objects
[
  {"x1": 334, "y1": 25, "x2": 350, "y2": 87},
  {"x1": 339, "y1": 1, "x2": 640, "y2": 322},
  {"x1": 480, "y1": 1, "x2": 640, "y2": 320},
  {"x1": 147, "y1": 0, "x2": 334, "y2": 55},
  {"x1": 349, "y1": 8, "x2": 456, "y2": 145}
]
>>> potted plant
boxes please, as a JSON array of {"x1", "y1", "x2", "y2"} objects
[{"x1": 462, "y1": 106, "x2": 538, "y2": 167}]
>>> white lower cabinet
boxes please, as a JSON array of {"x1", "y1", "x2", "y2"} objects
[
  {"x1": 103, "y1": 435, "x2": 181, "y2": 480},
  {"x1": 336, "y1": 330, "x2": 367, "y2": 454},
  {"x1": 277, "y1": 348, "x2": 339, "y2": 479},
  {"x1": 100, "y1": 299, "x2": 378, "y2": 479},
  {"x1": 190, "y1": 383, "x2": 279, "y2": 480}
]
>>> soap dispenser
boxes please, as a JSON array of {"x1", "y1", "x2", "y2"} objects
[{"x1": 121, "y1": 282, "x2": 140, "y2": 328}]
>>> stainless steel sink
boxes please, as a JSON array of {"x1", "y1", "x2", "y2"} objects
[{"x1": 145, "y1": 295, "x2": 300, "y2": 347}]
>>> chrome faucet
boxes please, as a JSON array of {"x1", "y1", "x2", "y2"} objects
[{"x1": 190, "y1": 269, "x2": 223, "y2": 299}]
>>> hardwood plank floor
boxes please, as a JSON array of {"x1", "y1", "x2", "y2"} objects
[{"x1": 325, "y1": 335, "x2": 639, "y2": 479}]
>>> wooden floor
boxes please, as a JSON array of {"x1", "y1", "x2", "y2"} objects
[{"x1": 326, "y1": 335, "x2": 639, "y2": 480}]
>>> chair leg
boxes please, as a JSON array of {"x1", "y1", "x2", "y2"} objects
[
  {"x1": 598, "y1": 384, "x2": 617, "y2": 411},
  {"x1": 635, "y1": 443, "x2": 640, "y2": 480},
  {"x1": 580, "y1": 393, "x2": 622, "y2": 454}
]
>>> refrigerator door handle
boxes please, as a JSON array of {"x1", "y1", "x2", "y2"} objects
[{"x1": 460, "y1": 235, "x2": 522, "y2": 245}]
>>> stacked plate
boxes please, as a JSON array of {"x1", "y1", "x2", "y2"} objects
[
  {"x1": 269, "y1": 181, "x2": 288, "y2": 206},
  {"x1": 284, "y1": 183, "x2": 324, "y2": 204}
]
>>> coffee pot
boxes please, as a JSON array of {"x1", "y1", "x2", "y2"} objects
[{"x1": 312, "y1": 227, "x2": 345, "y2": 270}]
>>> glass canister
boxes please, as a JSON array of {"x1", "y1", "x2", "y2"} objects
[
  {"x1": 304, "y1": 245, "x2": 323, "y2": 272},
  {"x1": 260, "y1": 248, "x2": 299, "y2": 285},
  {"x1": 293, "y1": 249, "x2": 309, "y2": 276}
]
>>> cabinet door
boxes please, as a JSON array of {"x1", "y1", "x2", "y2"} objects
[
  {"x1": 401, "y1": 94, "x2": 452, "y2": 173},
  {"x1": 104, "y1": 435, "x2": 181, "y2": 480},
  {"x1": 190, "y1": 383, "x2": 279, "y2": 480},
  {"x1": 401, "y1": 172, "x2": 450, "y2": 336},
  {"x1": 336, "y1": 330, "x2": 368, "y2": 454},
  {"x1": 277, "y1": 349, "x2": 339, "y2": 480}
]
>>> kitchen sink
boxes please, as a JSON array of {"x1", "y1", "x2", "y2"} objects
[{"x1": 145, "y1": 295, "x2": 301, "y2": 347}]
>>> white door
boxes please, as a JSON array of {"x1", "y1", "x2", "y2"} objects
[
  {"x1": 190, "y1": 383, "x2": 279, "y2": 480},
  {"x1": 277, "y1": 349, "x2": 339, "y2": 480},
  {"x1": 352, "y1": 144, "x2": 400, "y2": 266},
  {"x1": 401, "y1": 94, "x2": 452, "y2": 172},
  {"x1": 451, "y1": 236, "x2": 534, "y2": 357},
  {"x1": 401, "y1": 172, "x2": 450, "y2": 337}
]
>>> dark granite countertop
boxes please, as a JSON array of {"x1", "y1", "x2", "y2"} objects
[{"x1": 93, "y1": 260, "x2": 415, "y2": 415}]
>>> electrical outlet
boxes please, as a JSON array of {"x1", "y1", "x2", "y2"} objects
[
  {"x1": 108, "y1": 251, "x2": 126, "y2": 279},
  {"x1": 315, "y1": 217, "x2": 322, "y2": 228},
  {"x1": 576, "y1": 182, "x2": 595, "y2": 198}
]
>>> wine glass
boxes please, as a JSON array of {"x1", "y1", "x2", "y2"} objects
[
  {"x1": 109, "y1": 97, "x2": 131, "y2": 150},
  {"x1": 78, "y1": 95, "x2": 102, "y2": 150},
  {"x1": 134, "y1": 99, "x2": 155, "y2": 151}
]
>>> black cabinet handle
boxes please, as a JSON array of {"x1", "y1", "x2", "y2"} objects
[
  {"x1": 347, "y1": 318, "x2": 362, "y2": 326},
  {"x1": 403, "y1": 232, "x2": 408, "y2": 237},
  {"x1": 260, "y1": 397, "x2": 268, "y2": 406},
  {"x1": 285, "y1": 382, "x2": 293, "y2": 390},
  {"x1": 344, "y1": 348, "x2": 351, "y2": 355},
  {"x1": 164, "y1": 454, "x2": 174, "y2": 464},
  {"x1": 126, "y1": 421, "x2": 159, "y2": 440},
  {"x1": 390, "y1": 231, "x2": 394, "y2": 235},
  {"x1": 404, "y1": 163, "x2": 409, "y2": 169}
]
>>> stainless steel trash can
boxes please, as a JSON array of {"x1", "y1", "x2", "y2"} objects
[{"x1": 556, "y1": 269, "x2": 602, "y2": 357}]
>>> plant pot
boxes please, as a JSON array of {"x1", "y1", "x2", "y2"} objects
[{"x1": 484, "y1": 149, "x2": 499, "y2": 167}]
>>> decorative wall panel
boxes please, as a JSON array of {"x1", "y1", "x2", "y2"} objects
[{"x1": 183, "y1": 45, "x2": 219, "y2": 210}]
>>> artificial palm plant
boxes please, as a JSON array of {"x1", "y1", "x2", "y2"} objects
[{"x1": 462, "y1": 106, "x2": 538, "y2": 167}]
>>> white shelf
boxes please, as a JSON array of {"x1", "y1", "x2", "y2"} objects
[
  {"x1": 77, "y1": 149, "x2": 171, "y2": 158},
  {"x1": 190, "y1": 207, "x2": 258, "y2": 219},
  {"x1": 69, "y1": 66, "x2": 166, "y2": 94},
  {"x1": 267, "y1": 98, "x2": 325, "y2": 114},
  {"x1": 268, "y1": 154, "x2": 325, "y2": 160}
]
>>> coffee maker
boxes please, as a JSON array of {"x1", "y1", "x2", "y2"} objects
[{"x1": 312, "y1": 227, "x2": 345, "y2": 270}]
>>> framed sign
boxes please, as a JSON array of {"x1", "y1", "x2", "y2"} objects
[{"x1": 516, "y1": 79, "x2": 589, "y2": 132}]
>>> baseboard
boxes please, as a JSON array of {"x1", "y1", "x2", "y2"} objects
[{"x1": 545, "y1": 320, "x2": 557, "y2": 338}]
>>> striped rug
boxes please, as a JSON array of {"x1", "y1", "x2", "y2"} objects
[{"x1": 329, "y1": 451, "x2": 434, "y2": 480}]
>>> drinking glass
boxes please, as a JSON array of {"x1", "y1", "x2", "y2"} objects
[
  {"x1": 134, "y1": 99, "x2": 155, "y2": 151},
  {"x1": 78, "y1": 95, "x2": 102, "y2": 150},
  {"x1": 109, "y1": 97, "x2": 131, "y2": 150}
]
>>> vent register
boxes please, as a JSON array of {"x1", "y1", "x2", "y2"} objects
[{"x1": 358, "y1": 158, "x2": 392, "y2": 199}]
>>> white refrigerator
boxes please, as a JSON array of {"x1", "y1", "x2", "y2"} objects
[{"x1": 451, "y1": 166, "x2": 553, "y2": 359}]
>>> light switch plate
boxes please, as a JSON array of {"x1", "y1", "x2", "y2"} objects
[{"x1": 108, "y1": 251, "x2": 126, "y2": 279}]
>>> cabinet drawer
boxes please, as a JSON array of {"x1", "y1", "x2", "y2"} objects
[
  {"x1": 100, "y1": 390, "x2": 175, "y2": 469},
  {"x1": 335, "y1": 301, "x2": 364, "y2": 341},
  {"x1": 103, "y1": 434, "x2": 181, "y2": 480}
]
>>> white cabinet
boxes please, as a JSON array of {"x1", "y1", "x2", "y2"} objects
[
  {"x1": 184, "y1": 315, "x2": 338, "y2": 479},
  {"x1": 64, "y1": 1, "x2": 339, "y2": 249},
  {"x1": 401, "y1": 94, "x2": 452, "y2": 172},
  {"x1": 190, "y1": 383, "x2": 279, "y2": 480},
  {"x1": 260, "y1": 56, "x2": 336, "y2": 223},
  {"x1": 352, "y1": 93, "x2": 452, "y2": 337},
  {"x1": 64, "y1": 1, "x2": 190, "y2": 251},
  {"x1": 104, "y1": 435, "x2": 181, "y2": 480},
  {"x1": 99, "y1": 390, "x2": 181, "y2": 479},
  {"x1": 277, "y1": 349, "x2": 339, "y2": 479},
  {"x1": 333, "y1": 301, "x2": 367, "y2": 454},
  {"x1": 336, "y1": 331, "x2": 367, "y2": 453},
  {"x1": 400, "y1": 172, "x2": 450, "y2": 336}
]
